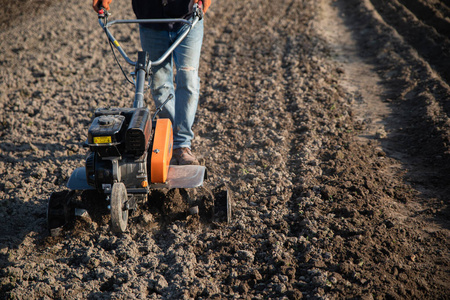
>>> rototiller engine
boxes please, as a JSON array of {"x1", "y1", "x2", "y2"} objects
[{"x1": 47, "y1": 3, "x2": 230, "y2": 235}]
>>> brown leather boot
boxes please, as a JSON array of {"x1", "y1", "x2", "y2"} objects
[{"x1": 170, "y1": 148, "x2": 199, "y2": 165}]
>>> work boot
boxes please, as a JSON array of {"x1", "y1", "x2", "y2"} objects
[{"x1": 170, "y1": 147, "x2": 199, "y2": 165}]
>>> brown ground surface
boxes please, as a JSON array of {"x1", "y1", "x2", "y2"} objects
[{"x1": 1, "y1": 0, "x2": 449, "y2": 299}]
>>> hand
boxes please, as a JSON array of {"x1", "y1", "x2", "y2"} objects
[
  {"x1": 190, "y1": 0, "x2": 211, "y2": 14},
  {"x1": 93, "y1": 0, "x2": 112, "y2": 13}
]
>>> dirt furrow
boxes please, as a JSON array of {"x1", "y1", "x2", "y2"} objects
[
  {"x1": 195, "y1": 0, "x2": 309, "y2": 296},
  {"x1": 370, "y1": 0, "x2": 450, "y2": 84},
  {"x1": 316, "y1": 0, "x2": 450, "y2": 297},
  {"x1": 443, "y1": 0, "x2": 450, "y2": 8},
  {"x1": 398, "y1": 0, "x2": 450, "y2": 37},
  {"x1": 351, "y1": 0, "x2": 450, "y2": 163}
]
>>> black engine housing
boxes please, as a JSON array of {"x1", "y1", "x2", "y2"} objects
[{"x1": 85, "y1": 107, "x2": 152, "y2": 191}]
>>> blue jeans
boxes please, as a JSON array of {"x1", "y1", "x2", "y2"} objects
[{"x1": 139, "y1": 19, "x2": 204, "y2": 150}]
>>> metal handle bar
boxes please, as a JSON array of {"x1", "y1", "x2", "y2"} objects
[{"x1": 98, "y1": 13, "x2": 200, "y2": 73}]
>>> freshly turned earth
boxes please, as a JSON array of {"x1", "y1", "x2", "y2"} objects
[{"x1": 1, "y1": 0, "x2": 449, "y2": 299}]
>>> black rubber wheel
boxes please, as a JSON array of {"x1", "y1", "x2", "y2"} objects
[{"x1": 110, "y1": 182, "x2": 129, "y2": 233}]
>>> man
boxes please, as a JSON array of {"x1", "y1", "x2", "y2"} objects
[{"x1": 92, "y1": 0, "x2": 211, "y2": 165}]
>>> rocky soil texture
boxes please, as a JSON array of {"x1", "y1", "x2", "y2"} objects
[{"x1": 1, "y1": 0, "x2": 449, "y2": 299}]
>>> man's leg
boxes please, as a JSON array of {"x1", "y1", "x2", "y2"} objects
[
  {"x1": 140, "y1": 21, "x2": 204, "y2": 165},
  {"x1": 172, "y1": 18, "x2": 204, "y2": 151},
  {"x1": 139, "y1": 25, "x2": 175, "y2": 123}
]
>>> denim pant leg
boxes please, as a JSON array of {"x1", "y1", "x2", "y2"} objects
[
  {"x1": 139, "y1": 26, "x2": 175, "y2": 127},
  {"x1": 172, "y1": 19, "x2": 204, "y2": 149},
  {"x1": 139, "y1": 19, "x2": 204, "y2": 149}
]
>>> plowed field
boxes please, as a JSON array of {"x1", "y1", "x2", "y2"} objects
[{"x1": 1, "y1": 0, "x2": 449, "y2": 299}]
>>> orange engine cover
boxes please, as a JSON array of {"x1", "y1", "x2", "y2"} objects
[{"x1": 150, "y1": 119, "x2": 173, "y2": 183}]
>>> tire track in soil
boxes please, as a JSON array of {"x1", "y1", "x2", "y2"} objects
[
  {"x1": 197, "y1": 0, "x2": 306, "y2": 295},
  {"x1": 198, "y1": 0, "x2": 355, "y2": 297}
]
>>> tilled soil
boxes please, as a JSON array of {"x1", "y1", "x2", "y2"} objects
[{"x1": 1, "y1": 0, "x2": 449, "y2": 299}]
